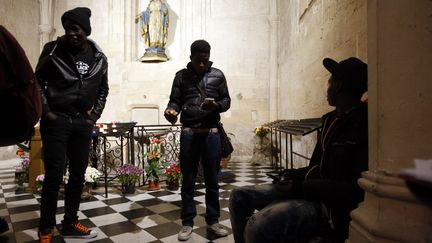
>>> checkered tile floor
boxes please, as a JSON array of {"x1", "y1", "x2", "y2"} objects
[{"x1": 0, "y1": 159, "x2": 274, "y2": 243}]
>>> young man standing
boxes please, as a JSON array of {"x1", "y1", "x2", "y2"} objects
[
  {"x1": 229, "y1": 57, "x2": 368, "y2": 243},
  {"x1": 164, "y1": 40, "x2": 231, "y2": 241},
  {"x1": 36, "y1": 7, "x2": 109, "y2": 243}
]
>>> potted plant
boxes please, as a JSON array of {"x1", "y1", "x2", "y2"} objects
[
  {"x1": 251, "y1": 125, "x2": 272, "y2": 165},
  {"x1": 35, "y1": 174, "x2": 44, "y2": 193},
  {"x1": 81, "y1": 166, "x2": 102, "y2": 199},
  {"x1": 164, "y1": 160, "x2": 181, "y2": 190},
  {"x1": 63, "y1": 166, "x2": 102, "y2": 198},
  {"x1": 145, "y1": 160, "x2": 163, "y2": 190},
  {"x1": 14, "y1": 144, "x2": 30, "y2": 194},
  {"x1": 144, "y1": 136, "x2": 165, "y2": 190},
  {"x1": 115, "y1": 164, "x2": 144, "y2": 194}
]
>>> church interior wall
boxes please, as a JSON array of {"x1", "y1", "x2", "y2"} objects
[
  {"x1": 0, "y1": 0, "x2": 367, "y2": 162},
  {"x1": 0, "y1": 0, "x2": 40, "y2": 68},
  {"x1": 0, "y1": 0, "x2": 276, "y2": 160},
  {"x1": 277, "y1": 0, "x2": 367, "y2": 166}
]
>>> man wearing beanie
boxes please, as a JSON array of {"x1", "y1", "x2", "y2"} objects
[
  {"x1": 36, "y1": 7, "x2": 108, "y2": 243},
  {"x1": 229, "y1": 57, "x2": 368, "y2": 243}
]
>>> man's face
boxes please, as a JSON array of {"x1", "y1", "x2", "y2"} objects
[
  {"x1": 190, "y1": 52, "x2": 210, "y2": 75},
  {"x1": 63, "y1": 20, "x2": 87, "y2": 50},
  {"x1": 327, "y1": 76, "x2": 339, "y2": 107}
]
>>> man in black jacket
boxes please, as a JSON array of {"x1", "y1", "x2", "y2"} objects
[
  {"x1": 36, "y1": 7, "x2": 108, "y2": 243},
  {"x1": 229, "y1": 57, "x2": 368, "y2": 243},
  {"x1": 164, "y1": 40, "x2": 231, "y2": 241}
]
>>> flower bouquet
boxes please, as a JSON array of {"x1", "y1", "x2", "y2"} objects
[
  {"x1": 254, "y1": 126, "x2": 270, "y2": 145},
  {"x1": 254, "y1": 126, "x2": 270, "y2": 138},
  {"x1": 84, "y1": 166, "x2": 102, "y2": 185}
]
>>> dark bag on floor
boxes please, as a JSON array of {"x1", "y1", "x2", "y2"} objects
[
  {"x1": 217, "y1": 122, "x2": 234, "y2": 158},
  {"x1": 0, "y1": 25, "x2": 41, "y2": 146}
]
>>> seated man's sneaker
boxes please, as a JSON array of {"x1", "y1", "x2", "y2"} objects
[
  {"x1": 61, "y1": 221, "x2": 97, "y2": 239},
  {"x1": 0, "y1": 217, "x2": 9, "y2": 234},
  {"x1": 178, "y1": 226, "x2": 193, "y2": 241},
  {"x1": 207, "y1": 223, "x2": 228, "y2": 237},
  {"x1": 39, "y1": 229, "x2": 65, "y2": 243}
]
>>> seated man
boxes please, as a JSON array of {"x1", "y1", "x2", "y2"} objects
[{"x1": 229, "y1": 57, "x2": 368, "y2": 243}]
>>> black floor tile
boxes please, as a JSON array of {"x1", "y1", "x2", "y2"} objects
[
  {"x1": 135, "y1": 198, "x2": 163, "y2": 207},
  {"x1": 89, "y1": 238, "x2": 115, "y2": 243},
  {"x1": 120, "y1": 208, "x2": 155, "y2": 220},
  {"x1": 99, "y1": 221, "x2": 141, "y2": 237},
  {"x1": 11, "y1": 218, "x2": 39, "y2": 231},
  {"x1": 144, "y1": 222, "x2": 182, "y2": 239},
  {"x1": 7, "y1": 204, "x2": 40, "y2": 214},
  {"x1": 158, "y1": 209, "x2": 181, "y2": 221},
  {"x1": 102, "y1": 197, "x2": 131, "y2": 206},
  {"x1": 82, "y1": 206, "x2": 117, "y2": 218}
]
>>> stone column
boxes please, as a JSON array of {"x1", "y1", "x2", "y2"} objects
[
  {"x1": 268, "y1": 0, "x2": 279, "y2": 121},
  {"x1": 38, "y1": 0, "x2": 54, "y2": 51},
  {"x1": 348, "y1": 0, "x2": 432, "y2": 242},
  {"x1": 125, "y1": 0, "x2": 139, "y2": 62}
]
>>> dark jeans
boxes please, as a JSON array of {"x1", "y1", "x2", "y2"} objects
[
  {"x1": 180, "y1": 129, "x2": 221, "y2": 226},
  {"x1": 39, "y1": 114, "x2": 93, "y2": 231},
  {"x1": 229, "y1": 184, "x2": 329, "y2": 243}
]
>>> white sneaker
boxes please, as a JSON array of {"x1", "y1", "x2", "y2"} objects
[
  {"x1": 207, "y1": 223, "x2": 228, "y2": 237},
  {"x1": 178, "y1": 226, "x2": 193, "y2": 241}
]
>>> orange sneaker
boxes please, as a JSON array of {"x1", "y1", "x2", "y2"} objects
[
  {"x1": 39, "y1": 229, "x2": 65, "y2": 243},
  {"x1": 61, "y1": 221, "x2": 97, "y2": 238}
]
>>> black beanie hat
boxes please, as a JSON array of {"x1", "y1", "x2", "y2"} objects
[{"x1": 61, "y1": 7, "x2": 92, "y2": 36}]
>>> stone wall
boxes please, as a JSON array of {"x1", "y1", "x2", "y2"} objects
[
  {"x1": 277, "y1": 0, "x2": 367, "y2": 166},
  {"x1": 0, "y1": 0, "x2": 40, "y2": 68}
]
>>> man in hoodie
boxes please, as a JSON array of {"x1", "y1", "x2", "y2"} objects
[
  {"x1": 164, "y1": 40, "x2": 231, "y2": 241},
  {"x1": 229, "y1": 57, "x2": 368, "y2": 243},
  {"x1": 36, "y1": 7, "x2": 109, "y2": 243}
]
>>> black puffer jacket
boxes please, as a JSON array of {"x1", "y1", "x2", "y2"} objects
[
  {"x1": 36, "y1": 36, "x2": 109, "y2": 122},
  {"x1": 291, "y1": 103, "x2": 368, "y2": 242},
  {"x1": 167, "y1": 62, "x2": 231, "y2": 128}
]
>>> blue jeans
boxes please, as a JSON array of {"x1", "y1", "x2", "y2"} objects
[
  {"x1": 229, "y1": 184, "x2": 329, "y2": 243},
  {"x1": 180, "y1": 129, "x2": 221, "y2": 226}
]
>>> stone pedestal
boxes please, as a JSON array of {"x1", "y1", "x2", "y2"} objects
[
  {"x1": 349, "y1": 171, "x2": 432, "y2": 242},
  {"x1": 28, "y1": 126, "x2": 44, "y2": 193},
  {"x1": 250, "y1": 136, "x2": 271, "y2": 165}
]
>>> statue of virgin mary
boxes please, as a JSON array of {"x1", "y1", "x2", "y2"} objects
[{"x1": 136, "y1": 0, "x2": 169, "y2": 62}]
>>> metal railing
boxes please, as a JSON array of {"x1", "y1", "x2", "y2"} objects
[
  {"x1": 264, "y1": 118, "x2": 322, "y2": 171},
  {"x1": 90, "y1": 123, "x2": 181, "y2": 197}
]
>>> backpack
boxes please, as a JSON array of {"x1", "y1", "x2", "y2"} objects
[{"x1": 0, "y1": 25, "x2": 41, "y2": 146}]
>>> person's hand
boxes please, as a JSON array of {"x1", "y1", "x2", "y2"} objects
[
  {"x1": 201, "y1": 99, "x2": 220, "y2": 111},
  {"x1": 164, "y1": 108, "x2": 178, "y2": 124},
  {"x1": 85, "y1": 119, "x2": 95, "y2": 126},
  {"x1": 279, "y1": 168, "x2": 306, "y2": 181},
  {"x1": 43, "y1": 111, "x2": 58, "y2": 121}
]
